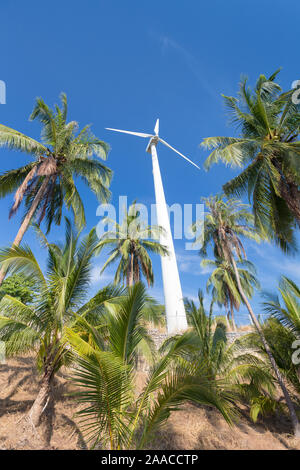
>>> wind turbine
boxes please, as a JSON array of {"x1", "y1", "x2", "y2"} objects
[{"x1": 106, "y1": 119, "x2": 200, "y2": 334}]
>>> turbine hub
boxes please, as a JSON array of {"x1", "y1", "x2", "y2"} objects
[{"x1": 146, "y1": 135, "x2": 159, "y2": 153}]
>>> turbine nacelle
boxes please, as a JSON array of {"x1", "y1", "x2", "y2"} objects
[
  {"x1": 105, "y1": 119, "x2": 200, "y2": 170},
  {"x1": 145, "y1": 135, "x2": 159, "y2": 154}
]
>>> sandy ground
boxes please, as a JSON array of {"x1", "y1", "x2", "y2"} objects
[{"x1": 0, "y1": 355, "x2": 300, "y2": 450}]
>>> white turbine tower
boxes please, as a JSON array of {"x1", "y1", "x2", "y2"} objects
[{"x1": 106, "y1": 119, "x2": 200, "y2": 334}]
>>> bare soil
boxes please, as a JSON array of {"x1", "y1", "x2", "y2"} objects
[{"x1": 0, "y1": 355, "x2": 299, "y2": 450}]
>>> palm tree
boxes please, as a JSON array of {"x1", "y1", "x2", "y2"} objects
[
  {"x1": 0, "y1": 93, "x2": 112, "y2": 284},
  {"x1": 261, "y1": 276, "x2": 300, "y2": 399},
  {"x1": 66, "y1": 283, "x2": 235, "y2": 450},
  {"x1": 202, "y1": 257, "x2": 260, "y2": 331},
  {"x1": 193, "y1": 194, "x2": 300, "y2": 436},
  {"x1": 197, "y1": 195, "x2": 261, "y2": 260},
  {"x1": 167, "y1": 291, "x2": 277, "y2": 422},
  {"x1": 0, "y1": 219, "x2": 121, "y2": 427},
  {"x1": 96, "y1": 202, "x2": 168, "y2": 287},
  {"x1": 201, "y1": 70, "x2": 300, "y2": 252}
]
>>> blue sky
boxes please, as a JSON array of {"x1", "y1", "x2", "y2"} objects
[{"x1": 0, "y1": 0, "x2": 300, "y2": 324}]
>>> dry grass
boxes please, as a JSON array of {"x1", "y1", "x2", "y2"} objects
[{"x1": 0, "y1": 355, "x2": 299, "y2": 450}]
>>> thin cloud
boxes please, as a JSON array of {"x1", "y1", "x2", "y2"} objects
[
  {"x1": 150, "y1": 31, "x2": 217, "y2": 100},
  {"x1": 247, "y1": 240, "x2": 300, "y2": 286},
  {"x1": 176, "y1": 251, "x2": 211, "y2": 275},
  {"x1": 90, "y1": 265, "x2": 114, "y2": 285}
]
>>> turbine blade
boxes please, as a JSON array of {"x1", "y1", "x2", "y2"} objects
[
  {"x1": 105, "y1": 128, "x2": 152, "y2": 138},
  {"x1": 159, "y1": 138, "x2": 200, "y2": 169},
  {"x1": 154, "y1": 119, "x2": 159, "y2": 135}
]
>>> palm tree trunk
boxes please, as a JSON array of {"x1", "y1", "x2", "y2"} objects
[
  {"x1": 226, "y1": 312, "x2": 231, "y2": 330},
  {"x1": 27, "y1": 366, "x2": 53, "y2": 427},
  {"x1": 126, "y1": 267, "x2": 130, "y2": 287},
  {"x1": 278, "y1": 176, "x2": 300, "y2": 224},
  {"x1": 231, "y1": 254, "x2": 300, "y2": 437},
  {"x1": 230, "y1": 303, "x2": 237, "y2": 332},
  {"x1": 135, "y1": 260, "x2": 140, "y2": 284},
  {"x1": 128, "y1": 253, "x2": 134, "y2": 287},
  {"x1": 0, "y1": 176, "x2": 50, "y2": 286}
]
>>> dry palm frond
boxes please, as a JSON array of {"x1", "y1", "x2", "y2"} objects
[
  {"x1": 37, "y1": 156, "x2": 57, "y2": 176},
  {"x1": 9, "y1": 165, "x2": 37, "y2": 218}
]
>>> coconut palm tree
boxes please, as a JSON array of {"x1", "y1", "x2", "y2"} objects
[
  {"x1": 193, "y1": 194, "x2": 300, "y2": 436},
  {"x1": 0, "y1": 219, "x2": 122, "y2": 427},
  {"x1": 166, "y1": 291, "x2": 277, "y2": 422},
  {"x1": 66, "y1": 283, "x2": 235, "y2": 450},
  {"x1": 240, "y1": 276, "x2": 300, "y2": 419},
  {"x1": 197, "y1": 195, "x2": 260, "y2": 261},
  {"x1": 0, "y1": 93, "x2": 112, "y2": 284},
  {"x1": 96, "y1": 202, "x2": 168, "y2": 287},
  {"x1": 202, "y1": 257, "x2": 260, "y2": 331},
  {"x1": 201, "y1": 70, "x2": 300, "y2": 252},
  {"x1": 260, "y1": 276, "x2": 300, "y2": 399},
  {"x1": 246, "y1": 318, "x2": 300, "y2": 409},
  {"x1": 265, "y1": 276, "x2": 300, "y2": 337}
]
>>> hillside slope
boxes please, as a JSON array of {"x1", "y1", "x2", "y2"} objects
[{"x1": 0, "y1": 356, "x2": 299, "y2": 450}]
